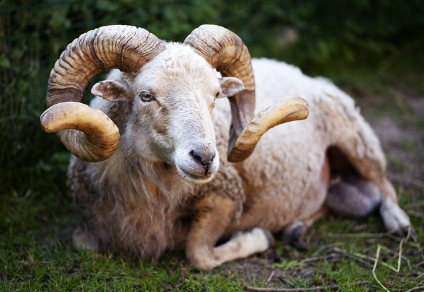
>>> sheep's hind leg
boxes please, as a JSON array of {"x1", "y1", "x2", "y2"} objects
[
  {"x1": 186, "y1": 192, "x2": 274, "y2": 270},
  {"x1": 325, "y1": 174, "x2": 382, "y2": 218},
  {"x1": 328, "y1": 124, "x2": 411, "y2": 236},
  {"x1": 379, "y1": 178, "x2": 411, "y2": 237},
  {"x1": 337, "y1": 160, "x2": 410, "y2": 236}
]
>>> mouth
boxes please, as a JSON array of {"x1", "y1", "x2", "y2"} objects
[{"x1": 177, "y1": 167, "x2": 215, "y2": 185}]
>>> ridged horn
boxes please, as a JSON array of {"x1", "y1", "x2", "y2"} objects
[
  {"x1": 227, "y1": 97, "x2": 309, "y2": 163},
  {"x1": 184, "y1": 25, "x2": 255, "y2": 161},
  {"x1": 41, "y1": 25, "x2": 166, "y2": 161}
]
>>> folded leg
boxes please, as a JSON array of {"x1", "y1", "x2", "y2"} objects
[{"x1": 186, "y1": 192, "x2": 274, "y2": 270}]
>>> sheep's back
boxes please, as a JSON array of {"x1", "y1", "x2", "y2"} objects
[{"x1": 213, "y1": 58, "x2": 375, "y2": 229}]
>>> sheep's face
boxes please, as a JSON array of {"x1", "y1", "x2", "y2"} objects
[{"x1": 92, "y1": 44, "x2": 245, "y2": 184}]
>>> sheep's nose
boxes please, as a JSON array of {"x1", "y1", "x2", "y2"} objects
[{"x1": 189, "y1": 149, "x2": 216, "y2": 175}]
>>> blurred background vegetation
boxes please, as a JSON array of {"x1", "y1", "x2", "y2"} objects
[{"x1": 1, "y1": 0, "x2": 423, "y2": 194}]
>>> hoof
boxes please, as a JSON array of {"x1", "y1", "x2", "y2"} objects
[
  {"x1": 283, "y1": 221, "x2": 309, "y2": 251},
  {"x1": 391, "y1": 225, "x2": 417, "y2": 241},
  {"x1": 380, "y1": 202, "x2": 411, "y2": 237}
]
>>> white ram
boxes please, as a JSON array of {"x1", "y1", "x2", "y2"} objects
[{"x1": 40, "y1": 25, "x2": 410, "y2": 270}]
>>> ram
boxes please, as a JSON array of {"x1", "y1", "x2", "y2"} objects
[{"x1": 40, "y1": 25, "x2": 410, "y2": 270}]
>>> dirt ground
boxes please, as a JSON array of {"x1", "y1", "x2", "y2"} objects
[{"x1": 366, "y1": 82, "x2": 424, "y2": 203}]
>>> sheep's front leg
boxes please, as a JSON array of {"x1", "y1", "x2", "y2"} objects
[
  {"x1": 283, "y1": 207, "x2": 327, "y2": 250},
  {"x1": 186, "y1": 192, "x2": 274, "y2": 270}
]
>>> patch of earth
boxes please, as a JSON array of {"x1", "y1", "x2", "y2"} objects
[{"x1": 364, "y1": 95, "x2": 424, "y2": 199}]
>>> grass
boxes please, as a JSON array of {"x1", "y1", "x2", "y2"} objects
[
  {"x1": 3, "y1": 197, "x2": 422, "y2": 292},
  {"x1": 1, "y1": 186, "x2": 423, "y2": 291}
]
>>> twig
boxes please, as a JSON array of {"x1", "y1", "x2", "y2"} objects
[
  {"x1": 385, "y1": 233, "x2": 421, "y2": 251},
  {"x1": 372, "y1": 226, "x2": 413, "y2": 292},
  {"x1": 244, "y1": 281, "x2": 370, "y2": 291},
  {"x1": 312, "y1": 245, "x2": 405, "y2": 270},
  {"x1": 405, "y1": 286, "x2": 424, "y2": 292},
  {"x1": 327, "y1": 232, "x2": 386, "y2": 239},
  {"x1": 328, "y1": 230, "x2": 421, "y2": 253},
  {"x1": 372, "y1": 245, "x2": 390, "y2": 292},
  {"x1": 378, "y1": 243, "x2": 411, "y2": 272},
  {"x1": 265, "y1": 271, "x2": 275, "y2": 285},
  {"x1": 301, "y1": 253, "x2": 338, "y2": 263},
  {"x1": 278, "y1": 275, "x2": 294, "y2": 286},
  {"x1": 330, "y1": 247, "x2": 374, "y2": 267}
]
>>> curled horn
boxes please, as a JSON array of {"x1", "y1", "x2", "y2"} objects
[
  {"x1": 184, "y1": 25, "x2": 309, "y2": 163},
  {"x1": 40, "y1": 25, "x2": 166, "y2": 161},
  {"x1": 184, "y1": 25, "x2": 256, "y2": 161},
  {"x1": 228, "y1": 97, "x2": 309, "y2": 162}
]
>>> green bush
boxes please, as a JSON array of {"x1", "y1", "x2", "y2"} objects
[{"x1": 1, "y1": 0, "x2": 423, "y2": 193}]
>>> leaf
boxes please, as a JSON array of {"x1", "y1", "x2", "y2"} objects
[{"x1": 0, "y1": 54, "x2": 10, "y2": 69}]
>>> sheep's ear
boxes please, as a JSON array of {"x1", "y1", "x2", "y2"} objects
[
  {"x1": 218, "y1": 77, "x2": 245, "y2": 98},
  {"x1": 91, "y1": 80, "x2": 132, "y2": 102}
]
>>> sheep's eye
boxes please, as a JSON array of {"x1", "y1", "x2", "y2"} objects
[
  {"x1": 139, "y1": 91, "x2": 155, "y2": 102},
  {"x1": 215, "y1": 91, "x2": 220, "y2": 98}
]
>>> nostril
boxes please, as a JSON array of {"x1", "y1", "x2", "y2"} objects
[
  {"x1": 189, "y1": 150, "x2": 202, "y2": 163},
  {"x1": 189, "y1": 149, "x2": 216, "y2": 175}
]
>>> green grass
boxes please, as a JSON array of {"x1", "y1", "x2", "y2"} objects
[{"x1": 1, "y1": 198, "x2": 423, "y2": 291}]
